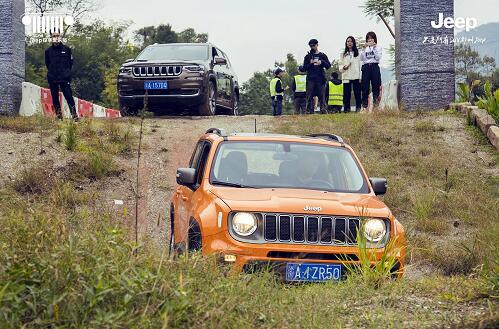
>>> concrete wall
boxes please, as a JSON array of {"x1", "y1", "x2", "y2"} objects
[
  {"x1": 0, "y1": 0, "x2": 25, "y2": 115},
  {"x1": 395, "y1": 0, "x2": 455, "y2": 111}
]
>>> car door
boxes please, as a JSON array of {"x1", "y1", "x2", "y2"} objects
[
  {"x1": 175, "y1": 140, "x2": 211, "y2": 243},
  {"x1": 213, "y1": 47, "x2": 230, "y2": 107},
  {"x1": 220, "y1": 50, "x2": 235, "y2": 106}
]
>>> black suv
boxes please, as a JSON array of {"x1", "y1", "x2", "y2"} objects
[{"x1": 117, "y1": 43, "x2": 239, "y2": 116}]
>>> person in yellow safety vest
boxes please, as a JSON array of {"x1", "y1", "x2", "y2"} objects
[
  {"x1": 325, "y1": 72, "x2": 344, "y2": 114},
  {"x1": 270, "y1": 67, "x2": 286, "y2": 116},
  {"x1": 291, "y1": 66, "x2": 307, "y2": 115}
]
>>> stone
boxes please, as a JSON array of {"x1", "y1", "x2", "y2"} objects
[
  {"x1": 395, "y1": 0, "x2": 455, "y2": 111},
  {"x1": 473, "y1": 108, "x2": 496, "y2": 135},
  {"x1": 0, "y1": 0, "x2": 25, "y2": 115},
  {"x1": 487, "y1": 125, "x2": 499, "y2": 151}
]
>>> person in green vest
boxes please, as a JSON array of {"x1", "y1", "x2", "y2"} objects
[
  {"x1": 270, "y1": 67, "x2": 286, "y2": 116},
  {"x1": 325, "y1": 72, "x2": 344, "y2": 114},
  {"x1": 291, "y1": 66, "x2": 307, "y2": 115}
]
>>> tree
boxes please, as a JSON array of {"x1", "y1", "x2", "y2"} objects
[
  {"x1": 455, "y1": 44, "x2": 496, "y2": 83},
  {"x1": 134, "y1": 25, "x2": 209, "y2": 48},
  {"x1": 362, "y1": 0, "x2": 394, "y2": 19}
]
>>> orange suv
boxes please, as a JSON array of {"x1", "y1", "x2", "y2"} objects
[{"x1": 170, "y1": 128, "x2": 406, "y2": 282}]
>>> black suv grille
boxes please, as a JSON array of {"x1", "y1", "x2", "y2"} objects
[
  {"x1": 132, "y1": 65, "x2": 183, "y2": 77},
  {"x1": 263, "y1": 213, "x2": 361, "y2": 246}
]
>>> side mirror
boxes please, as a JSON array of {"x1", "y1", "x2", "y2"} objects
[
  {"x1": 369, "y1": 177, "x2": 387, "y2": 195},
  {"x1": 176, "y1": 168, "x2": 196, "y2": 186},
  {"x1": 124, "y1": 58, "x2": 134, "y2": 63},
  {"x1": 214, "y1": 57, "x2": 227, "y2": 65}
]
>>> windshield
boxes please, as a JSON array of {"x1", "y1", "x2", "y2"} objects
[
  {"x1": 136, "y1": 44, "x2": 209, "y2": 61},
  {"x1": 210, "y1": 141, "x2": 369, "y2": 193}
]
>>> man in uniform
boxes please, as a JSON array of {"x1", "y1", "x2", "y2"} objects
[{"x1": 291, "y1": 66, "x2": 307, "y2": 115}]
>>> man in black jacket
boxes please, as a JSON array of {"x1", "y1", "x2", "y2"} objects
[
  {"x1": 303, "y1": 39, "x2": 331, "y2": 114},
  {"x1": 45, "y1": 30, "x2": 78, "y2": 120}
]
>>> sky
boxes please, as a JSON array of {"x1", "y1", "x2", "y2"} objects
[{"x1": 92, "y1": 0, "x2": 499, "y2": 83}]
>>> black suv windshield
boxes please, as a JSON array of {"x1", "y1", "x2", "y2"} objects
[
  {"x1": 210, "y1": 141, "x2": 369, "y2": 193},
  {"x1": 136, "y1": 44, "x2": 209, "y2": 61}
]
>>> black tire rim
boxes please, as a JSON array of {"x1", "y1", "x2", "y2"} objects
[
  {"x1": 233, "y1": 96, "x2": 239, "y2": 116},
  {"x1": 209, "y1": 84, "x2": 216, "y2": 115}
]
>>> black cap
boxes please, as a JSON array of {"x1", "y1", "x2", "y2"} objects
[
  {"x1": 308, "y1": 38, "x2": 318, "y2": 46},
  {"x1": 297, "y1": 65, "x2": 305, "y2": 72},
  {"x1": 274, "y1": 68, "x2": 284, "y2": 75}
]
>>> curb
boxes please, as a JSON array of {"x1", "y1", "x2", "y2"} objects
[{"x1": 449, "y1": 102, "x2": 499, "y2": 151}]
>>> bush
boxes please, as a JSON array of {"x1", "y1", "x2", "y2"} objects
[
  {"x1": 64, "y1": 121, "x2": 78, "y2": 151},
  {"x1": 477, "y1": 81, "x2": 499, "y2": 123}
]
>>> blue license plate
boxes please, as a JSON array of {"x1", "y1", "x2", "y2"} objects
[
  {"x1": 144, "y1": 81, "x2": 168, "y2": 90},
  {"x1": 286, "y1": 263, "x2": 342, "y2": 282}
]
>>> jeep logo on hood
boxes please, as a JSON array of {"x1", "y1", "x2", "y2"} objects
[{"x1": 304, "y1": 205, "x2": 322, "y2": 212}]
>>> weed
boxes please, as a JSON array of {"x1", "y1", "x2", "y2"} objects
[
  {"x1": 64, "y1": 121, "x2": 77, "y2": 151},
  {"x1": 12, "y1": 161, "x2": 56, "y2": 195}
]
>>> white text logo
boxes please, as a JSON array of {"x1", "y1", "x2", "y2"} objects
[
  {"x1": 431, "y1": 13, "x2": 477, "y2": 32},
  {"x1": 21, "y1": 13, "x2": 74, "y2": 34}
]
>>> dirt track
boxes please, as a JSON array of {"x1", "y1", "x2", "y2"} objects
[{"x1": 102, "y1": 115, "x2": 275, "y2": 248}]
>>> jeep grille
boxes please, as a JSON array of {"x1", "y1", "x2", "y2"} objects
[
  {"x1": 264, "y1": 213, "x2": 361, "y2": 246},
  {"x1": 132, "y1": 65, "x2": 183, "y2": 77}
]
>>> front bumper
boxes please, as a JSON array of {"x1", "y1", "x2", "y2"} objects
[
  {"x1": 205, "y1": 232, "x2": 405, "y2": 278},
  {"x1": 117, "y1": 74, "x2": 207, "y2": 108}
]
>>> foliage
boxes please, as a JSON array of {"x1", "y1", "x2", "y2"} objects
[
  {"x1": 456, "y1": 80, "x2": 481, "y2": 103},
  {"x1": 64, "y1": 120, "x2": 77, "y2": 151},
  {"x1": 361, "y1": 0, "x2": 394, "y2": 20},
  {"x1": 477, "y1": 81, "x2": 499, "y2": 123},
  {"x1": 134, "y1": 25, "x2": 208, "y2": 48},
  {"x1": 455, "y1": 44, "x2": 496, "y2": 85}
]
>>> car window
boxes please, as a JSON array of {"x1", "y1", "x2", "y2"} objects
[
  {"x1": 210, "y1": 141, "x2": 368, "y2": 193},
  {"x1": 196, "y1": 143, "x2": 211, "y2": 185},
  {"x1": 136, "y1": 44, "x2": 209, "y2": 61},
  {"x1": 211, "y1": 47, "x2": 218, "y2": 59},
  {"x1": 189, "y1": 141, "x2": 204, "y2": 169}
]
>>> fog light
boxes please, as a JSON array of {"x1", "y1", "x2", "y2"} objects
[{"x1": 224, "y1": 254, "x2": 237, "y2": 262}]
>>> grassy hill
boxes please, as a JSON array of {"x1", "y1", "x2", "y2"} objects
[{"x1": 0, "y1": 112, "x2": 497, "y2": 328}]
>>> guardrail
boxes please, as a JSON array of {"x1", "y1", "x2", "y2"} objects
[{"x1": 19, "y1": 82, "x2": 121, "y2": 119}]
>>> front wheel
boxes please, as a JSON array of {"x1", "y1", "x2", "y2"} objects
[
  {"x1": 198, "y1": 82, "x2": 217, "y2": 116},
  {"x1": 231, "y1": 92, "x2": 240, "y2": 116}
]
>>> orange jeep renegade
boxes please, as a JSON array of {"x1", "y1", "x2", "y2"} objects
[{"x1": 170, "y1": 128, "x2": 406, "y2": 282}]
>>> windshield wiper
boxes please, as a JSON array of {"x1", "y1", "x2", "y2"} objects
[
  {"x1": 136, "y1": 59, "x2": 148, "y2": 62},
  {"x1": 211, "y1": 181, "x2": 257, "y2": 188}
]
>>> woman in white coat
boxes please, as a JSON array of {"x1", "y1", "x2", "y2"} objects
[{"x1": 339, "y1": 36, "x2": 362, "y2": 112}]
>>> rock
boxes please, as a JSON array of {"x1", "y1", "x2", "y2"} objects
[
  {"x1": 487, "y1": 125, "x2": 499, "y2": 151},
  {"x1": 473, "y1": 109, "x2": 496, "y2": 135}
]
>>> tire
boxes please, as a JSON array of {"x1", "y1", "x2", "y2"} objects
[
  {"x1": 231, "y1": 92, "x2": 240, "y2": 116},
  {"x1": 187, "y1": 219, "x2": 202, "y2": 252},
  {"x1": 119, "y1": 101, "x2": 139, "y2": 117},
  {"x1": 198, "y1": 81, "x2": 216, "y2": 116}
]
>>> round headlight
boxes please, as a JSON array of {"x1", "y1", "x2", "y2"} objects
[
  {"x1": 232, "y1": 212, "x2": 257, "y2": 236},
  {"x1": 363, "y1": 218, "x2": 386, "y2": 243}
]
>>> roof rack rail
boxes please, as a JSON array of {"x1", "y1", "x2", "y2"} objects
[
  {"x1": 306, "y1": 133, "x2": 345, "y2": 146},
  {"x1": 205, "y1": 128, "x2": 227, "y2": 136}
]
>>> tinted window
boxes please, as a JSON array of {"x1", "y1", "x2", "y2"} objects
[
  {"x1": 210, "y1": 141, "x2": 368, "y2": 193},
  {"x1": 136, "y1": 44, "x2": 209, "y2": 61},
  {"x1": 189, "y1": 141, "x2": 204, "y2": 168}
]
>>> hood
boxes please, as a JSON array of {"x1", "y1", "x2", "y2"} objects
[
  {"x1": 121, "y1": 59, "x2": 207, "y2": 68},
  {"x1": 331, "y1": 78, "x2": 342, "y2": 85},
  {"x1": 210, "y1": 187, "x2": 390, "y2": 218}
]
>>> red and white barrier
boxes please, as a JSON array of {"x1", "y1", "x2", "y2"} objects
[{"x1": 19, "y1": 82, "x2": 121, "y2": 119}]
